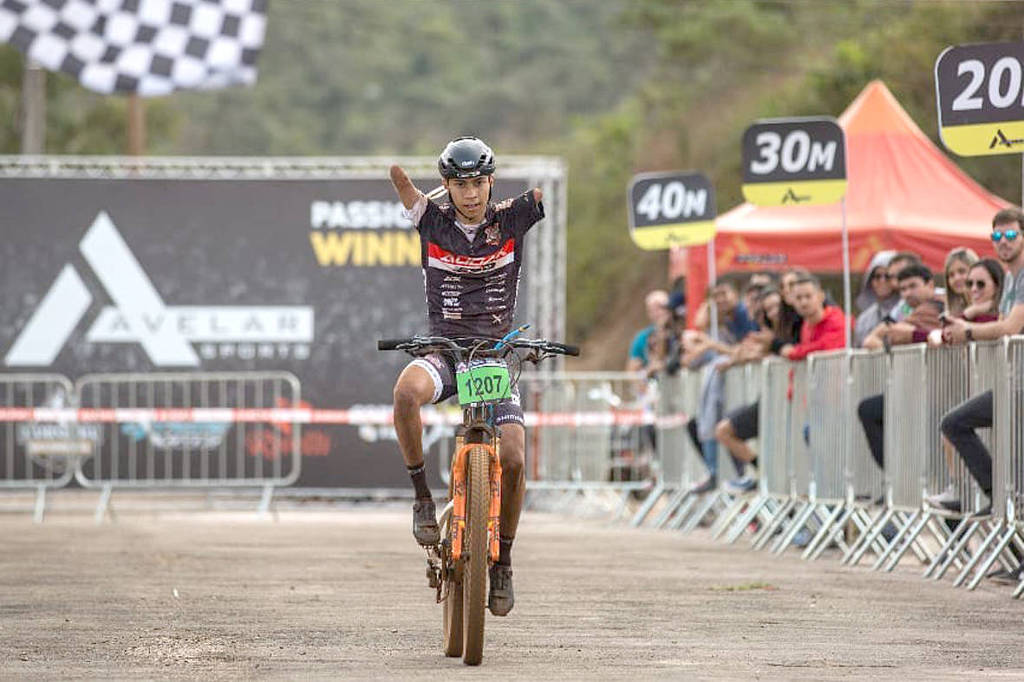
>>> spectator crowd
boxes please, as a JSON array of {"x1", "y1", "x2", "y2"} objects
[{"x1": 628, "y1": 208, "x2": 1024, "y2": 574}]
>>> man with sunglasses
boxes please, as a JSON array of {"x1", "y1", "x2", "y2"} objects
[{"x1": 940, "y1": 208, "x2": 1024, "y2": 531}]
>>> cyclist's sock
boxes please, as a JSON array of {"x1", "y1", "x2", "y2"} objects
[
  {"x1": 498, "y1": 535, "x2": 514, "y2": 566},
  {"x1": 407, "y1": 463, "x2": 431, "y2": 500}
]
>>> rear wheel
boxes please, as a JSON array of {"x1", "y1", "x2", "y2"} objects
[{"x1": 461, "y1": 445, "x2": 490, "y2": 665}]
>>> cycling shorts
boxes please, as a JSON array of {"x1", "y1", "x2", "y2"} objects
[{"x1": 408, "y1": 353, "x2": 524, "y2": 427}]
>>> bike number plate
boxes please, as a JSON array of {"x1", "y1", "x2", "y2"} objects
[{"x1": 456, "y1": 361, "x2": 511, "y2": 405}]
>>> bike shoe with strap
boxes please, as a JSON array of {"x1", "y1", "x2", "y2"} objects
[
  {"x1": 412, "y1": 498, "x2": 440, "y2": 546},
  {"x1": 488, "y1": 564, "x2": 514, "y2": 616}
]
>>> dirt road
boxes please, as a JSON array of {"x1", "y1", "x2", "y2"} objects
[{"x1": 0, "y1": 505, "x2": 1022, "y2": 680}]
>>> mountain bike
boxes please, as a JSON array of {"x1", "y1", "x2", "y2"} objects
[{"x1": 378, "y1": 331, "x2": 578, "y2": 665}]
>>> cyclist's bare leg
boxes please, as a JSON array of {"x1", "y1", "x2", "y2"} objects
[
  {"x1": 497, "y1": 423, "x2": 526, "y2": 540},
  {"x1": 393, "y1": 364, "x2": 440, "y2": 545},
  {"x1": 490, "y1": 422, "x2": 524, "y2": 616},
  {"x1": 392, "y1": 364, "x2": 436, "y2": 468}
]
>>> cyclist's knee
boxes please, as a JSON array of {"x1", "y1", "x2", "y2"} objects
[
  {"x1": 498, "y1": 427, "x2": 525, "y2": 475},
  {"x1": 500, "y1": 447, "x2": 524, "y2": 478},
  {"x1": 715, "y1": 418, "x2": 732, "y2": 442},
  {"x1": 393, "y1": 382, "x2": 427, "y2": 412}
]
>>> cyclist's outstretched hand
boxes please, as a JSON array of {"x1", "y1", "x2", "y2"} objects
[
  {"x1": 390, "y1": 164, "x2": 424, "y2": 209},
  {"x1": 531, "y1": 188, "x2": 543, "y2": 203}
]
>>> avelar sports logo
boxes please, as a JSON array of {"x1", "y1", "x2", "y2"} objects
[
  {"x1": 5, "y1": 212, "x2": 314, "y2": 368},
  {"x1": 989, "y1": 129, "x2": 1024, "y2": 150},
  {"x1": 781, "y1": 188, "x2": 811, "y2": 204}
]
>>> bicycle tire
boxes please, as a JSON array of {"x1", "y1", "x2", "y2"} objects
[
  {"x1": 442, "y1": 519, "x2": 464, "y2": 657},
  {"x1": 461, "y1": 445, "x2": 490, "y2": 665}
]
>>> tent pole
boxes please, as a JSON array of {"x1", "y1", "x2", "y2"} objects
[
  {"x1": 841, "y1": 196, "x2": 852, "y2": 348},
  {"x1": 707, "y1": 239, "x2": 718, "y2": 341}
]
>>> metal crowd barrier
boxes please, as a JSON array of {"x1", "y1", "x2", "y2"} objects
[
  {"x1": 0, "y1": 374, "x2": 78, "y2": 521},
  {"x1": 643, "y1": 370, "x2": 706, "y2": 528},
  {"x1": 709, "y1": 358, "x2": 791, "y2": 546},
  {"x1": 999, "y1": 337, "x2": 1024, "y2": 598},
  {"x1": 637, "y1": 336, "x2": 1024, "y2": 600},
  {"x1": 947, "y1": 338, "x2": 1024, "y2": 593},
  {"x1": 74, "y1": 372, "x2": 301, "y2": 519},
  {"x1": 694, "y1": 361, "x2": 762, "y2": 536},
  {"x1": 517, "y1": 371, "x2": 659, "y2": 516}
]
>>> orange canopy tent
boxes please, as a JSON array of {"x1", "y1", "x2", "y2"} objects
[{"x1": 682, "y1": 80, "x2": 1015, "y2": 321}]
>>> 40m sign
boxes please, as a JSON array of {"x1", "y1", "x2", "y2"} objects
[{"x1": 627, "y1": 171, "x2": 716, "y2": 250}]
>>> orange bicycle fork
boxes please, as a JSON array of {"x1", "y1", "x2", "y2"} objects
[{"x1": 450, "y1": 433, "x2": 502, "y2": 564}]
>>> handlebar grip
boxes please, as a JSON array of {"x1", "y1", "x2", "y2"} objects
[
  {"x1": 550, "y1": 342, "x2": 580, "y2": 357},
  {"x1": 377, "y1": 338, "x2": 410, "y2": 351}
]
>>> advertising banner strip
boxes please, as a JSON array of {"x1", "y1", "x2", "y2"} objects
[
  {"x1": 741, "y1": 117, "x2": 847, "y2": 207},
  {"x1": 0, "y1": 407, "x2": 688, "y2": 429},
  {"x1": 935, "y1": 41, "x2": 1024, "y2": 157}
]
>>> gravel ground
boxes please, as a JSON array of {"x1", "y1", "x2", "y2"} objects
[{"x1": 0, "y1": 501, "x2": 1022, "y2": 680}]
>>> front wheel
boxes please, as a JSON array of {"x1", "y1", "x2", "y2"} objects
[
  {"x1": 461, "y1": 445, "x2": 491, "y2": 665},
  {"x1": 442, "y1": 569, "x2": 464, "y2": 656}
]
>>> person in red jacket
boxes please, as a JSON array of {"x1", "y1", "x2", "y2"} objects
[{"x1": 778, "y1": 275, "x2": 848, "y2": 360}]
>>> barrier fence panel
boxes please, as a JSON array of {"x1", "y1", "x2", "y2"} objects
[
  {"x1": 807, "y1": 350, "x2": 848, "y2": 502},
  {"x1": 719, "y1": 362, "x2": 760, "y2": 483},
  {"x1": 970, "y1": 341, "x2": 1003, "y2": 515},
  {"x1": 998, "y1": 337, "x2": 1024, "y2": 599},
  {"x1": 0, "y1": 374, "x2": 77, "y2": 521},
  {"x1": 656, "y1": 371, "x2": 702, "y2": 489},
  {"x1": 886, "y1": 345, "x2": 928, "y2": 510},
  {"x1": 518, "y1": 372, "x2": 653, "y2": 489},
  {"x1": 998, "y1": 337, "x2": 1024, "y2": 524},
  {"x1": 926, "y1": 344, "x2": 973, "y2": 510},
  {"x1": 74, "y1": 373, "x2": 301, "y2": 493},
  {"x1": 759, "y1": 358, "x2": 791, "y2": 498},
  {"x1": 790, "y1": 362, "x2": 810, "y2": 498},
  {"x1": 848, "y1": 351, "x2": 887, "y2": 502}
]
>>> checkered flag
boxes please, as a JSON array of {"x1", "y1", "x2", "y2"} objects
[{"x1": 0, "y1": 0, "x2": 268, "y2": 97}]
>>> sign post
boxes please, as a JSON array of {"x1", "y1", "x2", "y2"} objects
[
  {"x1": 741, "y1": 117, "x2": 850, "y2": 346},
  {"x1": 627, "y1": 171, "x2": 717, "y2": 333}
]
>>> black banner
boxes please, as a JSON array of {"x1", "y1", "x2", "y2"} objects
[{"x1": 0, "y1": 176, "x2": 529, "y2": 487}]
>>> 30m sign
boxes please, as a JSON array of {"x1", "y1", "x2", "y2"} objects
[
  {"x1": 935, "y1": 41, "x2": 1024, "y2": 156},
  {"x1": 627, "y1": 172, "x2": 715, "y2": 250},
  {"x1": 741, "y1": 117, "x2": 847, "y2": 206}
]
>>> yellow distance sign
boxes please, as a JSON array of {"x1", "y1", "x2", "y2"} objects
[
  {"x1": 627, "y1": 171, "x2": 716, "y2": 251},
  {"x1": 936, "y1": 42, "x2": 1024, "y2": 157},
  {"x1": 741, "y1": 117, "x2": 847, "y2": 207}
]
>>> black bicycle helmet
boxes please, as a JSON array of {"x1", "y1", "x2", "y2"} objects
[{"x1": 437, "y1": 136, "x2": 496, "y2": 179}]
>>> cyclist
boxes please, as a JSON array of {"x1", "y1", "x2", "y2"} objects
[{"x1": 388, "y1": 136, "x2": 544, "y2": 616}]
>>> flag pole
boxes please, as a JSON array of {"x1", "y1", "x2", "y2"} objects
[
  {"x1": 127, "y1": 94, "x2": 145, "y2": 155},
  {"x1": 20, "y1": 60, "x2": 45, "y2": 154}
]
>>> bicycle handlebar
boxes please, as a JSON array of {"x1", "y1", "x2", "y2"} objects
[{"x1": 376, "y1": 336, "x2": 579, "y2": 357}]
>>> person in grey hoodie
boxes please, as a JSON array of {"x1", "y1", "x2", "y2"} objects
[{"x1": 853, "y1": 250, "x2": 900, "y2": 347}]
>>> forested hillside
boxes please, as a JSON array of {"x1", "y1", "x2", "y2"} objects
[{"x1": 2, "y1": 0, "x2": 1022, "y2": 361}]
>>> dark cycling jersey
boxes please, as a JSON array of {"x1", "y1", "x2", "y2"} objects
[{"x1": 416, "y1": 191, "x2": 544, "y2": 338}]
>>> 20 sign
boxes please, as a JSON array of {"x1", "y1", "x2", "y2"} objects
[
  {"x1": 935, "y1": 41, "x2": 1024, "y2": 156},
  {"x1": 627, "y1": 171, "x2": 715, "y2": 250},
  {"x1": 741, "y1": 117, "x2": 847, "y2": 207}
]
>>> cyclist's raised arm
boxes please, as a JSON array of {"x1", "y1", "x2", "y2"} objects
[{"x1": 390, "y1": 164, "x2": 426, "y2": 210}]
